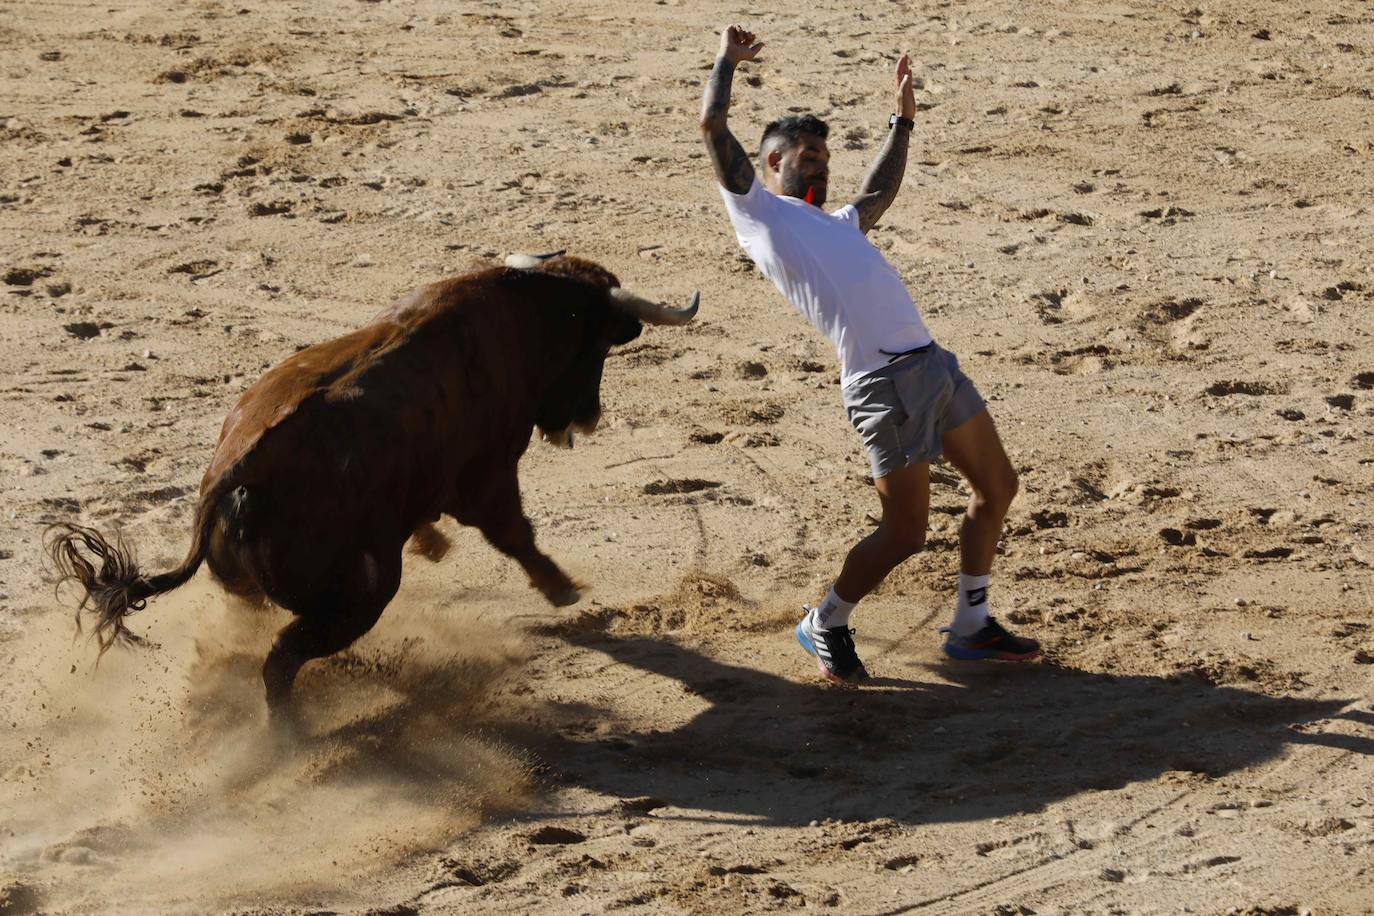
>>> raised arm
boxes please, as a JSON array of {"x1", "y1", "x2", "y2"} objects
[
  {"x1": 700, "y1": 25, "x2": 764, "y2": 195},
  {"x1": 850, "y1": 54, "x2": 918, "y2": 233}
]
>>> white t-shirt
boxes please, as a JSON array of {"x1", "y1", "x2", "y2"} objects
[{"x1": 720, "y1": 178, "x2": 932, "y2": 385}]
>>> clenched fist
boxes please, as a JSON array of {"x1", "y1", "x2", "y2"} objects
[{"x1": 719, "y1": 25, "x2": 764, "y2": 64}]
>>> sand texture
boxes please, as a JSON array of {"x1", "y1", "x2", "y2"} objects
[{"x1": 2, "y1": 0, "x2": 1372, "y2": 913}]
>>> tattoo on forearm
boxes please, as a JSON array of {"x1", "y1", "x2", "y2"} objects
[
  {"x1": 853, "y1": 127, "x2": 910, "y2": 232},
  {"x1": 708, "y1": 127, "x2": 755, "y2": 194},
  {"x1": 701, "y1": 57, "x2": 755, "y2": 194},
  {"x1": 701, "y1": 57, "x2": 735, "y2": 125}
]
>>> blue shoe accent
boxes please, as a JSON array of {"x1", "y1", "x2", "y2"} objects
[
  {"x1": 796, "y1": 618, "x2": 820, "y2": 657},
  {"x1": 940, "y1": 618, "x2": 1041, "y2": 661},
  {"x1": 941, "y1": 635, "x2": 998, "y2": 661}
]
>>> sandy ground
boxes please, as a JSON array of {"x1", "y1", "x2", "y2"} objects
[{"x1": 2, "y1": 0, "x2": 1373, "y2": 913}]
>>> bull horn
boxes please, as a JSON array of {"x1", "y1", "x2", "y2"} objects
[
  {"x1": 609, "y1": 287, "x2": 700, "y2": 326},
  {"x1": 505, "y1": 250, "x2": 566, "y2": 269}
]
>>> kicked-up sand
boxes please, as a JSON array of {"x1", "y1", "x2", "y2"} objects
[{"x1": 1, "y1": 0, "x2": 1371, "y2": 912}]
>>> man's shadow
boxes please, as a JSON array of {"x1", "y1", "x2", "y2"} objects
[{"x1": 509, "y1": 629, "x2": 1372, "y2": 827}]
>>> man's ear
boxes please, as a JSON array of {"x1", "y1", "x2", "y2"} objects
[{"x1": 765, "y1": 147, "x2": 784, "y2": 174}]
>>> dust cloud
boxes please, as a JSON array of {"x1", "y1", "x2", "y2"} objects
[{"x1": 1, "y1": 577, "x2": 539, "y2": 912}]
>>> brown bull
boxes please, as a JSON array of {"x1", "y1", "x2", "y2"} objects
[{"x1": 47, "y1": 252, "x2": 697, "y2": 730}]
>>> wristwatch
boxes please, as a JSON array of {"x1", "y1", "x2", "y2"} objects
[{"x1": 889, "y1": 113, "x2": 915, "y2": 130}]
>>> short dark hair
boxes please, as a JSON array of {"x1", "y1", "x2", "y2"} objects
[{"x1": 760, "y1": 114, "x2": 829, "y2": 153}]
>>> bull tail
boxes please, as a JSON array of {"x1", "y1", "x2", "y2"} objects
[{"x1": 46, "y1": 481, "x2": 227, "y2": 657}]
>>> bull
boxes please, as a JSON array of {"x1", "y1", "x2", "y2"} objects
[{"x1": 46, "y1": 252, "x2": 698, "y2": 731}]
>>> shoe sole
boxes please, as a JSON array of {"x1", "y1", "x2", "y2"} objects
[
  {"x1": 795, "y1": 621, "x2": 860, "y2": 686},
  {"x1": 942, "y1": 643, "x2": 1042, "y2": 662}
]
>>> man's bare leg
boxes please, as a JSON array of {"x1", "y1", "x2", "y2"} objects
[
  {"x1": 832, "y1": 461, "x2": 931, "y2": 603},
  {"x1": 796, "y1": 461, "x2": 930, "y2": 684},
  {"x1": 940, "y1": 408, "x2": 1018, "y2": 577},
  {"x1": 938, "y1": 408, "x2": 1039, "y2": 659}
]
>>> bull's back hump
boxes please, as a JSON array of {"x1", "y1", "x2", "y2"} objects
[{"x1": 201, "y1": 322, "x2": 399, "y2": 490}]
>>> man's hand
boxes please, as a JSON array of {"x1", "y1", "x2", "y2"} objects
[
  {"x1": 895, "y1": 54, "x2": 916, "y2": 120},
  {"x1": 850, "y1": 53, "x2": 916, "y2": 232},
  {"x1": 720, "y1": 25, "x2": 764, "y2": 65}
]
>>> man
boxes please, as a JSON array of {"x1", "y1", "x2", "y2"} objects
[{"x1": 700, "y1": 25, "x2": 1040, "y2": 685}]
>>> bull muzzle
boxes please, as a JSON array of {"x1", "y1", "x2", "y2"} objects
[
  {"x1": 574, "y1": 409, "x2": 601, "y2": 436},
  {"x1": 543, "y1": 427, "x2": 575, "y2": 449},
  {"x1": 541, "y1": 410, "x2": 600, "y2": 450},
  {"x1": 609, "y1": 287, "x2": 700, "y2": 327}
]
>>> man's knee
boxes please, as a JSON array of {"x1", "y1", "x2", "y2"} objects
[
  {"x1": 974, "y1": 464, "x2": 1018, "y2": 513},
  {"x1": 881, "y1": 521, "x2": 926, "y2": 559},
  {"x1": 1001, "y1": 465, "x2": 1020, "y2": 505}
]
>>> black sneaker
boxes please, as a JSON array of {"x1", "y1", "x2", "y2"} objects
[
  {"x1": 795, "y1": 605, "x2": 869, "y2": 685},
  {"x1": 940, "y1": 616, "x2": 1041, "y2": 661}
]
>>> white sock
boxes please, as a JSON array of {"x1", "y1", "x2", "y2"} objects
[
  {"x1": 950, "y1": 572, "x2": 991, "y2": 636},
  {"x1": 814, "y1": 588, "x2": 857, "y2": 629}
]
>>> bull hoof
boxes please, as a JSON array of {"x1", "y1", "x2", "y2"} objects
[
  {"x1": 268, "y1": 707, "x2": 304, "y2": 756},
  {"x1": 549, "y1": 586, "x2": 581, "y2": 607}
]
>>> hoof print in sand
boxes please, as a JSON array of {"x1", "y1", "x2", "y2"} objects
[
  {"x1": 731, "y1": 431, "x2": 779, "y2": 448},
  {"x1": 1242, "y1": 546, "x2": 1294, "y2": 560},
  {"x1": 1143, "y1": 297, "x2": 1204, "y2": 323},
  {"x1": 167, "y1": 259, "x2": 220, "y2": 280},
  {"x1": 719, "y1": 401, "x2": 785, "y2": 424},
  {"x1": 62, "y1": 321, "x2": 108, "y2": 340},
  {"x1": 1205, "y1": 380, "x2": 1285, "y2": 397},
  {"x1": 642, "y1": 478, "x2": 719, "y2": 496},
  {"x1": 1031, "y1": 289, "x2": 1067, "y2": 324},
  {"x1": 528, "y1": 825, "x2": 586, "y2": 845},
  {"x1": 0, "y1": 880, "x2": 42, "y2": 916},
  {"x1": 1030, "y1": 509, "x2": 1070, "y2": 529},
  {"x1": 617, "y1": 796, "x2": 667, "y2": 815},
  {"x1": 735, "y1": 360, "x2": 768, "y2": 379},
  {"x1": 1159, "y1": 527, "x2": 1197, "y2": 547},
  {"x1": 4, "y1": 267, "x2": 52, "y2": 286},
  {"x1": 432, "y1": 857, "x2": 521, "y2": 889},
  {"x1": 247, "y1": 201, "x2": 293, "y2": 217}
]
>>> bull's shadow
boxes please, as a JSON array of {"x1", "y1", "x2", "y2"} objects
[{"x1": 512, "y1": 629, "x2": 1371, "y2": 827}]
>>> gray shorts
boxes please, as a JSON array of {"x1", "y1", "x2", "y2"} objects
[{"x1": 842, "y1": 342, "x2": 987, "y2": 479}]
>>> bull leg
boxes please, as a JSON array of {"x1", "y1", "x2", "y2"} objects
[
  {"x1": 262, "y1": 548, "x2": 401, "y2": 738},
  {"x1": 453, "y1": 468, "x2": 579, "y2": 607},
  {"x1": 207, "y1": 516, "x2": 266, "y2": 601},
  {"x1": 481, "y1": 511, "x2": 580, "y2": 606}
]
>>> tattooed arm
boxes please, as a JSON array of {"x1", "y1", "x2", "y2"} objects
[
  {"x1": 701, "y1": 25, "x2": 764, "y2": 194},
  {"x1": 851, "y1": 54, "x2": 918, "y2": 233}
]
